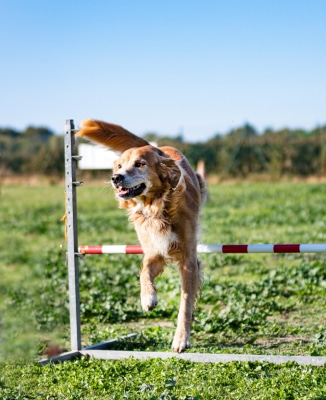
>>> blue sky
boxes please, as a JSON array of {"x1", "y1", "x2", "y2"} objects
[{"x1": 1, "y1": 1, "x2": 325, "y2": 142}]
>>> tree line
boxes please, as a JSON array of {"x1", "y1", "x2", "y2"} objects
[
  {"x1": 1, "y1": 123, "x2": 326, "y2": 180},
  {"x1": 0, "y1": 126, "x2": 64, "y2": 178},
  {"x1": 145, "y1": 123, "x2": 326, "y2": 179}
]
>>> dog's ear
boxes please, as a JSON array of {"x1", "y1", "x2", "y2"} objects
[{"x1": 158, "y1": 158, "x2": 182, "y2": 189}]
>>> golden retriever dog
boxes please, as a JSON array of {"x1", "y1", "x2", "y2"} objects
[{"x1": 78, "y1": 119, "x2": 206, "y2": 352}]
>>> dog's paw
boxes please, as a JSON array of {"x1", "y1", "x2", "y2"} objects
[
  {"x1": 172, "y1": 334, "x2": 191, "y2": 353},
  {"x1": 141, "y1": 294, "x2": 158, "y2": 311}
]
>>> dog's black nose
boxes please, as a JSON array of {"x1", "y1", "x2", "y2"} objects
[{"x1": 111, "y1": 174, "x2": 124, "y2": 185}]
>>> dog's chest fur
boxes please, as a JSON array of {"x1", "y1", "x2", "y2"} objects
[{"x1": 127, "y1": 199, "x2": 178, "y2": 257}]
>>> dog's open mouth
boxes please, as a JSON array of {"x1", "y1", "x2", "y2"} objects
[{"x1": 117, "y1": 183, "x2": 146, "y2": 199}]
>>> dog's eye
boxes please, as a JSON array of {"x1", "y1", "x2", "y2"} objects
[
  {"x1": 135, "y1": 162, "x2": 145, "y2": 168},
  {"x1": 117, "y1": 164, "x2": 122, "y2": 169}
]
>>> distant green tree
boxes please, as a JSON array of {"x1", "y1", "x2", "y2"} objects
[
  {"x1": 0, "y1": 128, "x2": 20, "y2": 138},
  {"x1": 24, "y1": 126, "x2": 54, "y2": 141}
]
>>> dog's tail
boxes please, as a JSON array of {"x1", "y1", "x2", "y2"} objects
[{"x1": 78, "y1": 119, "x2": 150, "y2": 154}]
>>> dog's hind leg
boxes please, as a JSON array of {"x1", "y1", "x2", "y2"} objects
[
  {"x1": 140, "y1": 255, "x2": 165, "y2": 311},
  {"x1": 172, "y1": 257, "x2": 201, "y2": 353}
]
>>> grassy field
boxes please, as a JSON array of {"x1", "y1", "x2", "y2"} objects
[{"x1": 1, "y1": 181, "x2": 326, "y2": 399}]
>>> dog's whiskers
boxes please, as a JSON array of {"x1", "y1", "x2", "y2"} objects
[{"x1": 98, "y1": 183, "x2": 113, "y2": 195}]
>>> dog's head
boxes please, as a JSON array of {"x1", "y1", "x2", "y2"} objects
[{"x1": 111, "y1": 145, "x2": 182, "y2": 200}]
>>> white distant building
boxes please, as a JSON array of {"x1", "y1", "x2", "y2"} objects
[
  {"x1": 78, "y1": 144, "x2": 118, "y2": 170},
  {"x1": 78, "y1": 142, "x2": 157, "y2": 170}
]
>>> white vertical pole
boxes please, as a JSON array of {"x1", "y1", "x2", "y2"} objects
[{"x1": 64, "y1": 119, "x2": 82, "y2": 351}]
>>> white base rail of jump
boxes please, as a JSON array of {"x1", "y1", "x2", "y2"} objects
[{"x1": 40, "y1": 120, "x2": 326, "y2": 366}]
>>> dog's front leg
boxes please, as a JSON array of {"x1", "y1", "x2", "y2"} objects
[
  {"x1": 140, "y1": 254, "x2": 165, "y2": 311},
  {"x1": 172, "y1": 259, "x2": 201, "y2": 353}
]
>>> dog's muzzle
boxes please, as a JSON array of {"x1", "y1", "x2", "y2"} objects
[{"x1": 111, "y1": 174, "x2": 146, "y2": 199}]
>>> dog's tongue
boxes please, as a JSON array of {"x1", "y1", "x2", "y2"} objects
[{"x1": 118, "y1": 187, "x2": 130, "y2": 195}]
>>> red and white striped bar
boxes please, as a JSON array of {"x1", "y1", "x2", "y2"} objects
[{"x1": 78, "y1": 244, "x2": 326, "y2": 255}]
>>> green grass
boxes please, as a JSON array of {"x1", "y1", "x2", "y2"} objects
[
  {"x1": 2, "y1": 358, "x2": 326, "y2": 399},
  {"x1": 1, "y1": 181, "x2": 326, "y2": 398}
]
